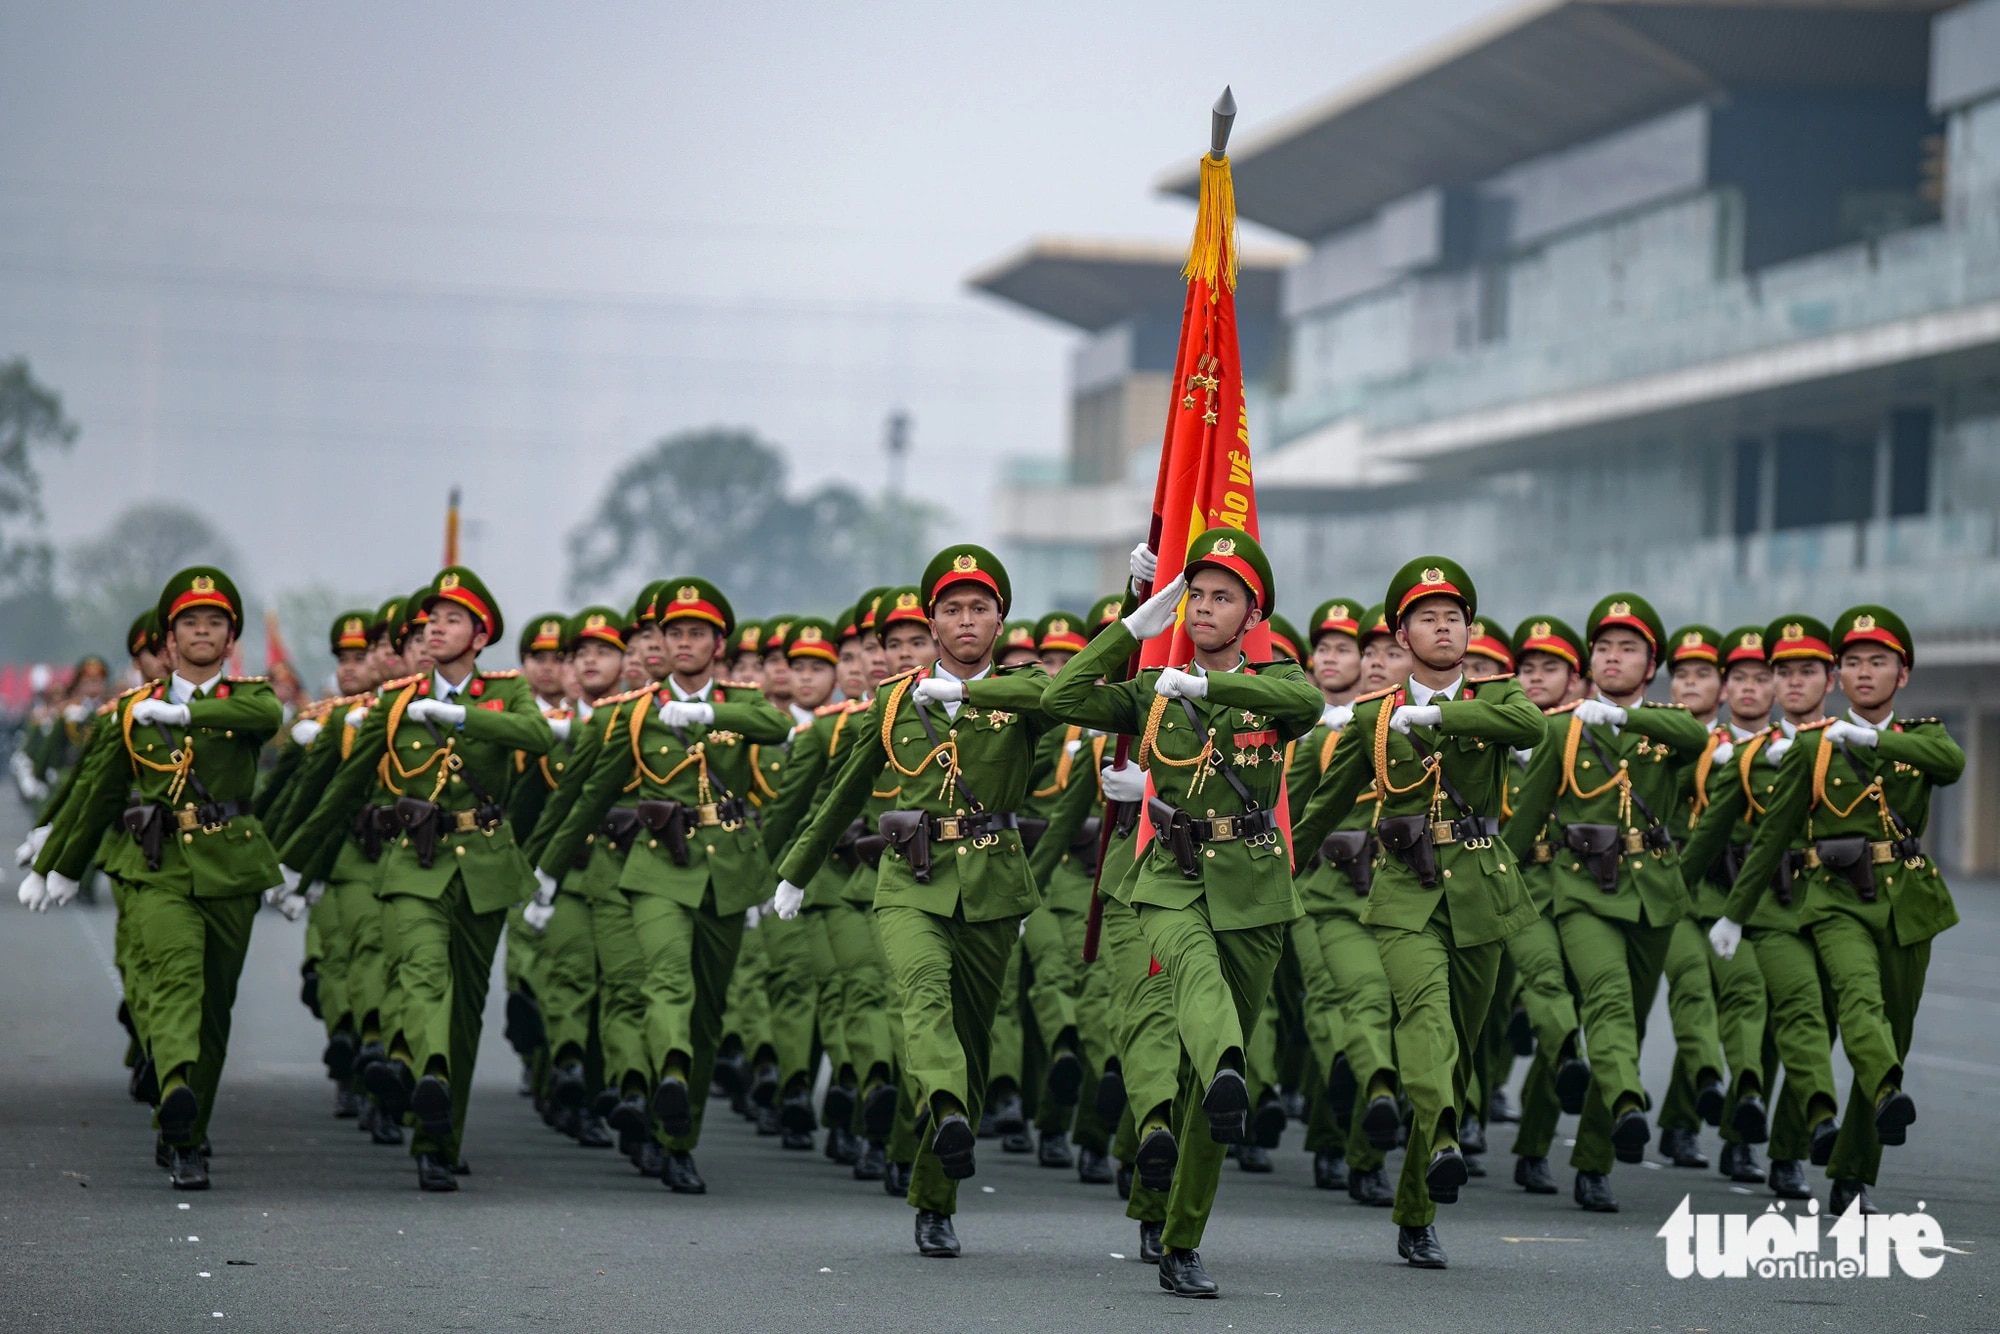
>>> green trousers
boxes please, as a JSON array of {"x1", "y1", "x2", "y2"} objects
[
  {"x1": 1375, "y1": 902, "x2": 1502, "y2": 1226},
  {"x1": 333, "y1": 875, "x2": 389, "y2": 1041},
  {"x1": 1814, "y1": 911, "x2": 1930, "y2": 1186},
  {"x1": 538, "y1": 891, "x2": 599, "y2": 1067},
  {"x1": 825, "y1": 902, "x2": 895, "y2": 1095},
  {"x1": 1137, "y1": 898, "x2": 1287, "y2": 1251},
  {"x1": 1503, "y1": 911, "x2": 1579, "y2": 1159},
  {"x1": 868, "y1": 907, "x2": 923, "y2": 1164},
  {"x1": 381, "y1": 876, "x2": 506, "y2": 1158},
  {"x1": 875, "y1": 903, "x2": 1017, "y2": 1215},
  {"x1": 987, "y1": 941, "x2": 1025, "y2": 1098},
  {"x1": 1557, "y1": 911, "x2": 1670, "y2": 1175},
  {"x1": 1292, "y1": 910, "x2": 1393, "y2": 1170},
  {"x1": 110, "y1": 878, "x2": 154, "y2": 1058},
  {"x1": 1100, "y1": 893, "x2": 1179, "y2": 1225},
  {"x1": 306, "y1": 886, "x2": 350, "y2": 1036},
  {"x1": 629, "y1": 889, "x2": 745, "y2": 1150},
  {"x1": 1068, "y1": 906, "x2": 1118, "y2": 1154},
  {"x1": 762, "y1": 909, "x2": 832, "y2": 1097},
  {"x1": 592, "y1": 892, "x2": 647, "y2": 1090},
  {"x1": 722, "y1": 915, "x2": 775, "y2": 1067},
  {"x1": 1662, "y1": 919, "x2": 1769, "y2": 1139},
  {"x1": 1658, "y1": 915, "x2": 1724, "y2": 1114},
  {"x1": 1749, "y1": 926, "x2": 1838, "y2": 1162},
  {"x1": 131, "y1": 889, "x2": 258, "y2": 1146}
]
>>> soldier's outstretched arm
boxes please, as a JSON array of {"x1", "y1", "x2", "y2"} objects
[
  {"x1": 1874, "y1": 721, "x2": 1966, "y2": 786},
  {"x1": 775, "y1": 696, "x2": 890, "y2": 888},
  {"x1": 536, "y1": 704, "x2": 637, "y2": 881},
  {"x1": 1041, "y1": 624, "x2": 1146, "y2": 735}
]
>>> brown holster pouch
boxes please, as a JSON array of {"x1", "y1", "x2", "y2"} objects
[
  {"x1": 854, "y1": 833, "x2": 887, "y2": 869},
  {"x1": 1071, "y1": 816, "x2": 1104, "y2": 877},
  {"x1": 1776, "y1": 849, "x2": 1804, "y2": 905},
  {"x1": 394, "y1": 796, "x2": 441, "y2": 869},
  {"x1": 635, "y1": 800, "x2": 691, "y2": 866},
  {"x1": 877, "y1": 809, "x2": 932, "y2": 882},
  {"x1": 1321, "y1": 829, "x2": 1376, "y2": 896},
  {"x1": 1145, "y1": 797, "x2": 1201, "y2": 879},
  {"x1": 1376, "y1": 814, "x2": 1440, "y2": 888},
  {"x1": 351, "y1": 804, "x2": 385, "y2": 862},
  {"x1": 1813, "y1": 835, "x2": 1878, "y2": 901},
  {"x1": 121, "y1": 794, "x2": 165, "y2": 872},
  {"x1": 598, "y1": 807, "x2": 642, "y2": 855},
  {"x1": 1109, "y1": 799, "x2": 1140, "y2": 839},
  {"x1": 1017, "y1": 817, "x2": 1050, "y2": 851},
  {"x1": 1564, "y1": 823, "x2": 1622, "y2": 892}
]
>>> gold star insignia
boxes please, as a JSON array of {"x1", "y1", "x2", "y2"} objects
[
  {"x1": 1182, "y1": 395, "x2": 1197, "y2": 409},
  {"x1": 1203, "y1": 410, "x2": 1219, "y2": 425},
  {"x1": 1242, "y1": 751, "x2": 1260, "y2": 767},
  {"x1": 1241, "y1": 711, "x2": 1257, "y2": 725}
]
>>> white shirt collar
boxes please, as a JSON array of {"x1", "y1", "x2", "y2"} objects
[
  {"x1": 1728, "y1": 722, "x2": 1760, "y2": 742},
  {"x1": 432, "y1": 669, "x2": 476, "y2": 700},
  {"x1": 790, "y1": 702, "x2": 816, "y2": 728},
  {"x1": 1406, "y1": 674, "x2": 1462, "y2": 708},
  {"x1": 928, "y1": 660, "x2": 989, "y2": 719},
  {"x1": 1191, "y1": 655, "x2": 1246, "y2": 677},
  {"x1": 167, "y1": 673, "x2": 220, "y2": 705},
  {"x1": 1850, "y1": 708, "x2": 1892, "y2": 729},
  {"x1": 668, "y1": 675, "x2": 715, "y2": 703}
]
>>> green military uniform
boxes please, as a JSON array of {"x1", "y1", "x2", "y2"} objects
[
  {"x1": 1044, "y1": 528, "x2": 1319, "y2": 1277},
  {"x1": 281, "y1": 566, "x2": 553, "y2": 1186},
  {"x1": 778, "y1": 546, "x2": 1057, "y2": 1247},
  {"x1": 1296, "y1": 558, "x2": 1543, "y2": 1260},
  {"x1": 1507, "y1": 593, "x2": 1713, "y2": 1210},
  {"x1": 541, "y1": 578, "x2": 790, "y2": 1188},
  {"x1": 37, "y1": 568, "x2": 283, "y2": 1187},
  {"x1": 1285, "y1": 596, "x2": 1398, "y2": 1205},
  {"x1": 1725, "y1": 606, "x2": 1957, "y2": 1211},
  {"x1": 1493, "y1": 617, "x2": 1590, "y2": 1190},
  {"x1": 1683, "y1": 617, "x2": 1844, "y2": 1196}
]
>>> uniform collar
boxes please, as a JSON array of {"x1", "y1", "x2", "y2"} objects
[
  {"x1": 1406, "y1": 674, "x2": 1462, "y2": 707},
  {"x1": 668, "y1": 675, "x2": 715, "y2": 703},
  {"x1": 167, "y1": 672, "x2": 220, "y2": 705}
]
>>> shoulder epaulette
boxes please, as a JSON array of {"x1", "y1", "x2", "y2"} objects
[
  {"x1": 716, "y1": 679, "x2": 761, "y2": 691},
  {"x1": 1900, "y1": 716, "x2": 1941, "y2": 727},
  {"x1": 813, "y1": 700, "x2": 848, "y2": 717},
  {"x1": 1647, "y1": 701, "x2": 1690, "y2": 710},
  {"x1": 590, "y1": 685, "x2": 654, "y2": 708},
  {"x1": 1797, "y1": 717, "x2": 1836, "y2": 731},
  {"x1": 1351, "y1": 684, "x2": 1399, "y2": 705},
  {"x1": 228, "y1": 675, "x2": 269, "y2": 683},
  {"x1": 877, "y1": 666, "x2": 923, "y2": 688},
  {"x1": 481, "y1": 668, "x2": 522, "y2": 679},
  {"x1": 1546, "y1": 700, "x2": 1582, "y2": 715},
  {"x1": 380, "y1": 673, "x2": 425, "y2": 691},
  {"x1": 99, "y1": 681, "x2": 155, "y2": 715}
]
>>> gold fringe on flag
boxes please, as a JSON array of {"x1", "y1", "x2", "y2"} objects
[{"x1": 1181, "y1": 154, "x2": 1239, "y2": 299}]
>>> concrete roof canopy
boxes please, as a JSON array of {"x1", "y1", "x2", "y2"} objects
[{"x1": 965, "y1": 235, "x2": 1292, "y2": 331}]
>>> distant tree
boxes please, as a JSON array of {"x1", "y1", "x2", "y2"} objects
[
  {"x1": 0, "y1": 359, "x2": 79, "y2": 659},
  {"x1": 567, "y1": 428, "x2": 938, "y2": 616},
  {"x1": 64, "y1": 503, "x2": 242, "y2": 657},
  {"x1": 275, "y1": 584, "x2": 377, "y2": 695}
]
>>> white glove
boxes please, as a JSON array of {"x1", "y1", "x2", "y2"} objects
[
  {"x1": 278, "y1": 893, "x2": 309, "y2": 922},
  {"x1": 1154, "y1": 667, "x2": 1207, "y2": 700},
  {"x1": 772, "y1": 879, "x2": 806, "y2": 921},
  {"x1": 1765, "y1": 736, "x2": 1792, "y2": 765},
  {"x1": 1129, "y1": 542, "x2": 1158, "y2": 586},
  {"x1": 532, "y1": 868, "x2": 559, "y2": 908},
  {"x1": 1575, "y1": 698, "x2": 1627, "y2": 728},
  {"x1": 1709, "y1": 916, "x2": 1743, "y2": 961},
  {"x1": 1100, "y1": 760, "x2": 1145, "y2": 803},
  {"x1": 547, "y1": 715, "x2": 571, "y2": 741},
  {"x1": 43, "y1": 872, "x2": 80, "y2": 909},
  {"x1": 1511, "y1": 746, "x2": 1534, "y2": 764},
  {"x1": 305, "y1": 881, "x2": 326, "y2": 907},
  {"x1": 1710, "y1": 740, "x2": 1734, "y2": 767},
  {"x1": 18, "y1": 774, "x2": 47, "y2": 803},
  {"x1": 913, "y1": 679, "x2": 964, "y2": 706},
  {"x1": 1389, "y1": 704, "x2": 1442, "y2": 734},
  {"x1": 279, "y1": 864, "x2": 303, "y2": 895},
  {"x1": 522, "y1": 899, "x2": 556, "y2": 932},
  {"x1": 131, "y1": 700, "x2": 191, "y2": 728},
  {"x1": 262, "y1": 883, "x2": 288, "y2": 908},
  {"x1": 1321, "y1": 703, "x2": 1353, "y2": 730},
  {"x1": 659, "y1": 700, "x2": 714, "y2": 729},
  {"x1": 744, "y1": 905, "x2": 765, "y2": 929},
  {"x1": 63, "y1": 703, "x2": 89, "y2": 723},
  {"x1": 1122, "y1": 574, "x2": 1187, "y2": 641},
  {"x1": 16, "y1": 824, "x2": 51, "y2": 867},
  {"x1": 406, "y1": 698, "x2": 466, "y2": 728},
  {"x1": 1824, "y1": 719, "x2": 1877, "y2": 749},
  {"x1": 17, "y1": 872, "x2": 47, "y2": 910},
  {"x1": 344, "y1": 705, "x2": 369, "y2": 728},
  {"x1": 290, "y1": 718, "x2": 323, "y2": 747}
]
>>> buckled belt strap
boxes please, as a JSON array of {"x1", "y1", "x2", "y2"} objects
[
  {"x1": 446, "y1": 808, "x2": 506, "y2": 833},
  {"x1": 173, "y1": 799, "x2": 256, "y2": 832},
  {"x1": 930, "y1": 811, "x2": 1020, "y2": 842},
  {"x1": 1188, "y1": 808, "x2": 1278, "y2": 844},
  {"x1": 1429, "y1": 815, "x2": 1499, "y2": 847}
]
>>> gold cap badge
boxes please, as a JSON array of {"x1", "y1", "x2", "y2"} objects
[
  {"x1": 1532, "y1": 620, "x2": 1552, "y2": 638},
  {"x1": 1211, "y1": 537, "x2": 1236, "y2": 557},
  {"x1": 1682, "y1": 630, "x2": 1705, "y2": 647},
  {"x1": 1608, "y1": 601, "x2": 1631, "y2": 618},
  {"x1": 676, "y1": 586, "x2": 700, "y2": 605},
  {"x1": 952, "y1": 554, "x2": 978, "y2": 573},
  {"x1": 439, "y1": 572, "x2": 460, "y2": 591},
  {"x1": 585, "y1": 614, "x2": 607, "y2": 630},
  {"x1": 192, "y1": 575, "x2": 215, "y2": 594},
  {"x1": 1854, "y1": 613, "x2": 1876, "y2": 631},
  {"x1": 896, "y1": 592, "x2": 920, "y2": 610},
  {"x1": 798, "y1": 626, "x2": 823, "y2": 643},
  {"x1": 1784, "y1": 622, "x2": 1805, "y2": 641},
  {"x1": 344, "y1": 617, "x2": 364, "y2": 636},
  {"x1": 1421, "y1": 567, "x2": 1444, "y2": 585},
  {"x1": 1742, "y1": 631, "x2": 1763, "y2": 650}
]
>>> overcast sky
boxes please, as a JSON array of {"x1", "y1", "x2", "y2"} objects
[{"x1": 0, "y1": 0, "x2": 1506, "y2": 627}]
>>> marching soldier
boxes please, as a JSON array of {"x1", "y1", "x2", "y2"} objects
[
  {"x1": 1508, "y1": 594, "x2": 1714, "y2": 1214},
  {"x1": 1045, "y1": 528, "x2": 1319, "y2": 1297},
  {"x1": 1711, "y1": 607, "x2": 1956, "y2": 1214},
  {"x1": 773, "y1": 546, "x2": 1056, "y2": 1261},
  {"x1": 1494, "y1": 616, "x2": 1592, "y2": 1197},
  {"x1": 1296, "y1": 558, "x2": 1543, "y2": 1270},
  {"x1": 279, "y1": 566, "x2": 553, "y2": 1189},
  {"x1": 1687, "y1": 616, "x2": 1843, "y2": 1200},
  {"x1": 1285, "y1": 596, "x2": 1398, "y2": 1207},
  {"x1": 29, "y1": 567, "x2": 284, "y2": 1188},
  {"x1": 536, "y1": 578, "x2": 791, "y2": 1193}
]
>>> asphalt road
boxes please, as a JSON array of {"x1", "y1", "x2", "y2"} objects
[{"x1": 0, "y1": 792, "x2": 1992, "y2": 1332}]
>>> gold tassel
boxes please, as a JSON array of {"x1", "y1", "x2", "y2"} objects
[{"x1": 1181, "y1": 154, "x2": 1239, "y2": 300}]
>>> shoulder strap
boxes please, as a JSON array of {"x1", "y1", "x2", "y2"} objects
[
  {"x1": 1178, "y1": 697, "x2": 1262, "y2": 813},
  {"x1": 910, "y1": 694, "x2": 984, "y2": 812},
  {"x1": 1578, "y1": 723, "x2": 1663, "y2": 830}
]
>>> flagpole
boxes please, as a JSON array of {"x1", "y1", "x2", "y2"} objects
[
  {"x1": 443, "y1": 486, "x2": 462, "y2": 568},
  {"x1": 1083, "y1": 87, "x2": 1237, "y2": 964}
]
